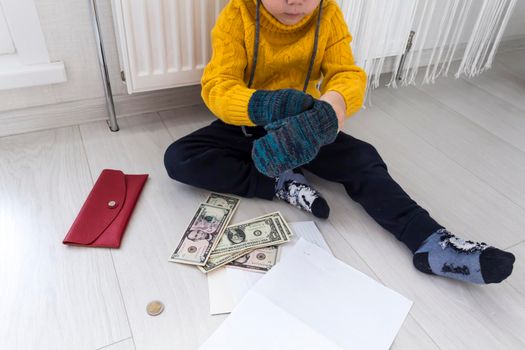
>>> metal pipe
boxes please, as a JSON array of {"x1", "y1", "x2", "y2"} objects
[
  {"x1": 88, "y1": 0, "x2": 119, "y2": 132},
  {"x1": 396, "y1": 31, "x2": 416, "y2": 81}
]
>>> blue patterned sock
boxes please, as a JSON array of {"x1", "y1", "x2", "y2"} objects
[
  {"x1": 252, "y1": 100, "x2": 338, "y2": 177},
  {"x1": 413, "y1": 229, "x2": 515, "y2": 284},
  {"x1": 275, "y1": 170, "x2": 330, "y2": 219},
  {"x1": 248, "y1": 89, "x2": 314, "y2": 126}
]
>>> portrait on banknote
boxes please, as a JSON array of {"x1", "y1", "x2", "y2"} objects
[{"x1": 227, "y1": 228, "x2": 246, "y2": 244}]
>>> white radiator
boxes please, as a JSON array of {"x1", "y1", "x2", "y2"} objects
[{"x1": 112, "y1": 0, "x2": 229, "y2": 94}]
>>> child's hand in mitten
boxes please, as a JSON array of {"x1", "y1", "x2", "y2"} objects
[
  {"x1": 248, "y1": 89, "x2": 314, "y2": 126},
  {"x1": 319, "y1": 91, "x2": 347, "y2": 131},
  {"x1": 252, "y1": 100, "x2": 338, "y2": 177}
]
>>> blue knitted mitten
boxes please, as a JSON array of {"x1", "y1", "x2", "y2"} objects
[
  {"x1": 247, "y1": 89, "x2": 315, "y2": 126},
  {"x1": 252, "y1": 100, "x2": 338, "y2": 177}
]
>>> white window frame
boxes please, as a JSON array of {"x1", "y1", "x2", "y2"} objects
[{"x1": 0, "y1": 0, "x2": 66, "y2": 90}]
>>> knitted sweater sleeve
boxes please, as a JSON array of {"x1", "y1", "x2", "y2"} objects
[
  {"x1": 200, "y1": 3, "x2": 256, "y2": 126},
  {"x1": 320, "y1": 5, "x2": 367, "y2": 118}
]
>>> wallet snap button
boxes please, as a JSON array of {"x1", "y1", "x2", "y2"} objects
[{"x1": 107, "y1": 200, "x2": 118, "y2": 209}]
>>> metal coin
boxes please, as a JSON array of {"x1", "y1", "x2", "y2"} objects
[{"x1": 146, "y1": 300, "x2": 165, "y2": 316}]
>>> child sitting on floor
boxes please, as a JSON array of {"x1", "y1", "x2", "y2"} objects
[{"x1": 164, "y1": 0, "x2": 515, "y2": 285}]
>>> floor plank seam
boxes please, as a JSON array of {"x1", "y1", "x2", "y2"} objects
[
  {"x1": 496, "y1": 58, "x2": 525, "y2": 80},
  {"x1": 413, "y1": 76, "x2": 525, "y2": 156},
  {"x1": 78, "y1": 125, "x2": 95, "y2": 183},
  {"x1": 95, "y1": 337, "x2": 133, "y2": 350},
  {"x1": 505, "y1": 239, "x2": 525, "y2": 250},
  {"x1": 118, "y1": 101, "x2": 206, "y2": 121},
  {"x1": 411, "y1": 81, "x2": 525, "y2": 195},
  {"x1": 489, "y1": 53, "x2": 525, "y2": 81},
  {"x1": 374, "y1": 89, "x2": 525, "y2": 217},
  {"x1": 110, "y1": 250, "x2": 138, "y2": 350},
  {"x1": 498, "y1": 46, "x2": 525, "y2": 54},
  {"x1": 413, "y1": 83, "x2": 525, "y2": 157},
  {"x1": 459, "y1": 72, "x2": 525, "y2": 114},
  {"x1": 507, "y1": 282, "x2": 524, "y2": 299},
  {"x1": 329, "y1": 222, "x2": 386, "y2": 283},
  {"x1": 158, "y1": 111, "x2": 177, "y2": 142},
  {"x1": 0, "y1": 122, "x2": 99, "y2": 140},
  {"x1": 457, "y1": 81, "x2": 525, "y2": 115},
  {"x1": 79, "y1": 124, "x2": 137, "y2": 350},
  {"x1": 412, "y1": 318, "x2": 443, "y2": 350}
]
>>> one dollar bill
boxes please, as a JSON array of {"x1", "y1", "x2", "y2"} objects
[
  {"x1": 226, "y1": 246, "x2": 279, "y2": 273},
  {"x1": 198, "y1": 248, "x2": 250, "y2": 273},
  {"x1": 205, "y1": 192, "x2": 241, "y2": 211},
  {"x1": 197, "y1": 211, "x2": 290, "y2": 273},
  {"x1": 212, "y1": 212, "x2": 292, "y2": 255},
  {"x1": 210, "y1": 217, "x2": 285, "y2": 256},
  {"x1": 169, "y1": 195, "x2": 239, "y2": 266}
]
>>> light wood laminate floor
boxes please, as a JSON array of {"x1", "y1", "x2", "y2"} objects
[{"x1": 1, "y1": 49, "x2": 525, "y2": 350}]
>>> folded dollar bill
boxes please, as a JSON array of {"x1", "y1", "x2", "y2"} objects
[
  {"x1": 227, "y1": 246, "x2": 280, "y2": 273},
  {"x1": 205, "y1": 193, "x2": 241, "y2": 212},
  {"x1": 198, "y1": 248, "x2": 250, "y2": 273},
  {"x1": 211, "y1": 214, "x2": 287, "y2": 256},
  {"x1": 168, "y1": 193, "x2": 240, "y2": 266}
]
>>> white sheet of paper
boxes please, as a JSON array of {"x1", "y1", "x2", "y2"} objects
[
  {"x1": 206, "y1": 269, "x2": 236, "y2": 315},
  {"x1": 200, "y1": 238, "x2": 413, "y2": 350},
  {"x1": 207, "y1": 221, "x2": 332, "y2": 315}
]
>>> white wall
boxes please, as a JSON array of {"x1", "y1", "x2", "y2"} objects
[
  {"x1": 0, "y1": 0, "x2": 126, "y2": 113},
  {"x1": 407, "y1": 1, "x2": 525, "y2": 52},
  {"x1": 505, "y1": 0, "x2": 525, "y2": 38},
  {"x1": 0, "y1": 0, "x2": 524, "y2": 114}
]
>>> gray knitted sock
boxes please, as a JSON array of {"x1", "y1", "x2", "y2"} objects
[
  {"x1": 275, "y1": 170, "x2": 330, "y2": 219},
  {"x1": 413, "y1": 229, "x2": 515, "y2": 284}
]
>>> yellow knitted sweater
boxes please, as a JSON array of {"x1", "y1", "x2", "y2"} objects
[{"x1": 201, "y1": 0, "x2": 367, "y2": 126}]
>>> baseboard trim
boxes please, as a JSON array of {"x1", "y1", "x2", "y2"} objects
[
  {"x1": 0, "y1": 84, "x2": 202, "y2": 137},
  {"x1": 378, "y1": 34, "x2": 525, "y2": 80},
  {"x1": 1, "y1": 36, "x2": 524, "y2": 138},
  {"x1": 498, "y1": 34, "x2": 525, "y2": 52}
]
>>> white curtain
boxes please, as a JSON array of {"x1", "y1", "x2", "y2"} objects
[{"x1": 336, "y1": 0, "x2": 518, "y2": 100}]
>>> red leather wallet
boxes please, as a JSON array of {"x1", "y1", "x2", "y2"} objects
[{"x1": 63, "y1": 169, "x2": 148, "y2": 248}]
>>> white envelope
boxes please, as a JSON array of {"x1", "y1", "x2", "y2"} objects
[
  {"x1": 200, "y1": 238, "x2": 413, "y2": 350},
  {"x1": 207, "y1": 221, "x2": 333, "y2": 315}
]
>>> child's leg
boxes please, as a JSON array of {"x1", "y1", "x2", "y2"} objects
[
  {"x1": 305, "y1": 132, "x2": 441, "y2": 251},
  {"x1": 164, "y1": 120, "x2": 329, "y2": 218},
  {"x1": 304, "y1": 132, "x2": 515, "y2": 284},
  {"x1": 164, "y1": 120, "x2": 275, "y2": 199}
]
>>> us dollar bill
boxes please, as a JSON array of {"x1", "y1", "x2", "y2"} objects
[
  {"x1": 197, "y1": 212, "x2": 291, "y2": 273},
  {"x1": 203, "y1": 193, "x2": 241, "y2": 253},
  {"x1": 198, "y1": 248, "x2": 251, "y2": 273},
  {"x1": 226, "y1": 246, "x2": 279, "y2": 273},
  {"x1": 210, "y1": 217, "x2": 285, "y2": 256},
  {"x1": 210, "y1": 212, "x2": 292, "y2": 256},
  {"x1": 227, "y1": 211, "x2": 292, "y2": 242},
  {"x1": 205, "y1": 192, "x2": 241, "y2": 212},
  {"x1": 169, "y1": 203, "x2": 232, "y2": 266},
  {"x1": 271, "y1": 214, "x2": 293, "y2": 242}
]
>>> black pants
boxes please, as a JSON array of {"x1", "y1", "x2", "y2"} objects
[{"x1": 164, "y1": 119, "x2": 443, "y2": 253}]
